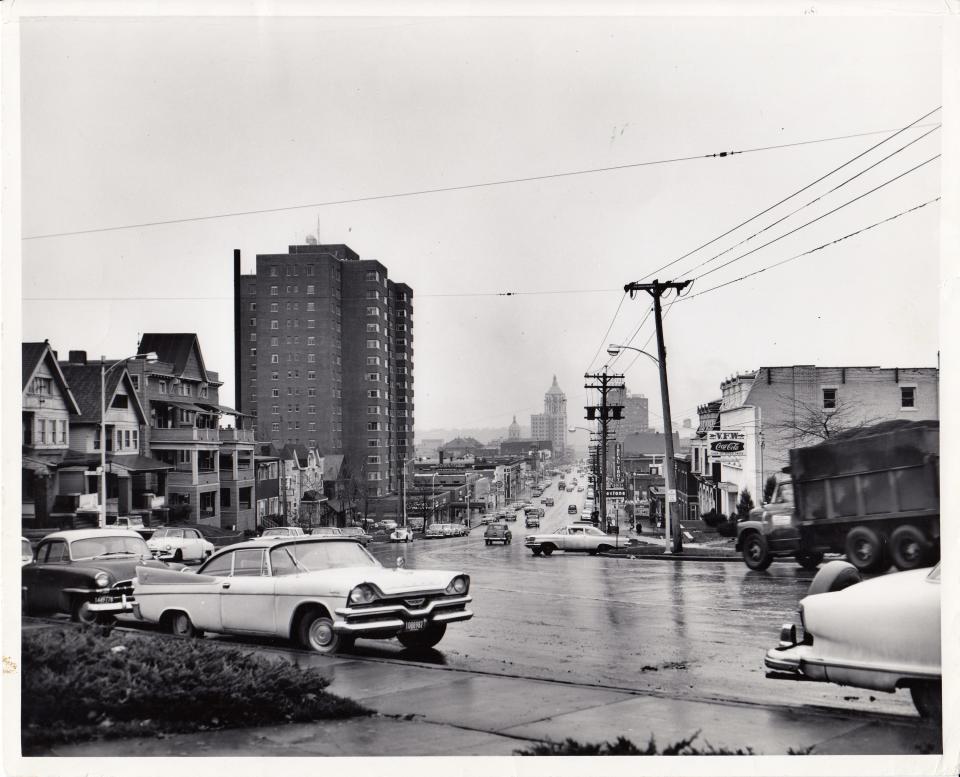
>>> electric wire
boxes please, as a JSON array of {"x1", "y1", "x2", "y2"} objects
[
  {"x1": 23, "y1": 120, "x2": 942, "y2": 242},
  {"x1": 673, "y1": 124, "x2": 940, "y2": 281},
  {"x1": 627, "y1": 106, "x2": 941, "y2": 285},
  {"x1": 691, "y1": 154, "x2": 939, "y2": 283},
  {"x1": 586, "y1": 292, "x2": 628, "y2": 371}
]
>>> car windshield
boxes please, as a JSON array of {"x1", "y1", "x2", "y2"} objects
[
  {"x1": 71, "y1": 535, "x2": 151, "y2": 559},
  {"x1": 151, "y1": 528, "x2": 182, "y2": 539},
  {"x1": 269, "y1": 540, "x2": 379, "y2": 575},
  {"x1": 313, "y1": 528, "x2": 340, "y2": 535},
  {"x1": 22, "y1": 539, "x2": 33, "y2": 557}
]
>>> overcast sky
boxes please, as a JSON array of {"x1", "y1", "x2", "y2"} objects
[{"x1": 19, "y1": 11, "x2": 945, "y2": 449}]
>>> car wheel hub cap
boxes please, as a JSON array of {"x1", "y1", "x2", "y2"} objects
[{"x1": 311, "y1": 621, "x2": 334, "y2": 647}]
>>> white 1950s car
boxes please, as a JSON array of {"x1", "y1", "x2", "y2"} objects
[
  {"x1": 133, "y1": 536, "x2": 472, "y2": 653},
  {"x1": 146, "y1": 527, "x2": 215, "y2": 562},
  {"x1": 765, "y1": 561, "x2": 941, "y2": 720},
  {"x1": 525, "y1": 524, "x2": 638, "y2": 556}
]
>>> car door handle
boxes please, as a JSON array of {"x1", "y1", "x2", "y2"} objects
[{"x1": 221, "y1": 583, "x2": 231, "y2": 589}]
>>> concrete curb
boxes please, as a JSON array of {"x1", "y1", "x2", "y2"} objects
[{"x1": 600, "y1": 551, "x2": 742, "y2": 562}]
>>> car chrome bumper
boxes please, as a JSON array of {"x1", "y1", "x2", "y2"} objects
[
  {"x1": 333, "y1": 595, "x2": 473, "y2": 634},
  {"x1": 87, "y1": 594, "x2": 136, "y2": 614}
]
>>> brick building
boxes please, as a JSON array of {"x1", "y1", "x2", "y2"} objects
[{"x1": 237, "y1": 243, "x2": 414, "y2": 502}]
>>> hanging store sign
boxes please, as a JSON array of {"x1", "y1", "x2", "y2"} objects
[
  {"x1": 614, "y1": 443, "x2": 623, "y2": 482},
  {"x1": 707, "y1": 431, "x2": 746, "y2": 463}
]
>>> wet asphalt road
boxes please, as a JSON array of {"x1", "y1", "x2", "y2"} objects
[{"x1": 360, "y1": 475, "x2": 919, "y2": 719}]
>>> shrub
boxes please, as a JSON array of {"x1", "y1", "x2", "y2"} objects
[
  {"x1": 516, "y1": 732, "x2": 756, "y2": 756},
  {"x1": 22, "y1": 625, "x2": 369, "y2": 752},
  {"x1": 736, "y1": 488, "x2": 755, "y2": 520},
  {"x1": 701, "y1": 509, "x2": 726, "y2": 528},
  {"x1": 715, "y1": 519, "x2": 738, "y2": 537},
  {"x1": 763, "y1": 475, "x2": 779, "y2": 505}
]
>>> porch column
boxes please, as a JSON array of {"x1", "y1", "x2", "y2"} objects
[{"x1": 117, "y1": 475, "x2": 133, "y2": 515}]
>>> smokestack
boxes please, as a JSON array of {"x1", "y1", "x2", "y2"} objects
[{"x1": 234, "y1": 249, "x2": 242, "y2": 413}]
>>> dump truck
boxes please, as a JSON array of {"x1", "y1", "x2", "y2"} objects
[{"x1": 736, "y1": 420, "x2": 939, "y2": 573}]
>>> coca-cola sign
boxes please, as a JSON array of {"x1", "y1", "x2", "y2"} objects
[{"x1": 707, "y1": 431, "x2": 746, "y2": 462}]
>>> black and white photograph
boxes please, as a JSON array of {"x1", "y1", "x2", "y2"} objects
[{"x1": 3, "y1": 1, "x2": 958, "y2": 775}]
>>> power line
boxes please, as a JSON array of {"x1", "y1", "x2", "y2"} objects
[
  {"x1": 692, "y1": 154, "x2": 939, "y2": 283},
  {"x1": 23, "y1": 120, "x2": 942, "y2": 242},
  {"x1": 628, "y1": 106, "x2": 941, "y2": 285},
  {"x1": 673, "y1": 124, "x2": 940, "y2": 281},
  {"x1": 586, "y1": 292, "x2": 628, "y2": 371},
  {"x1": 677, "y1": 197, "x2": 940, "y2": 302}
]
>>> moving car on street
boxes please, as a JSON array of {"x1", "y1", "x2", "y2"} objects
[
  {"x1": 525, "y1": 515, "x2": 540, "y2": 529},
  {"x1": 133, "y1": 536, "x2": 474, "y2": 653},
  {"x1": 22, "y1": 528, "x2": 184, "y2": 623},
  {"x1": 147, "y1": 527, "x2": 215, "y2": 562},
  {"x1": 484, "y1": 523, "x2": 512, "y2": 545},
  {"x1": 765, "y1": 561, "x2": 941, "y2": 720},
  {"x1": 567, "y1": 504, "x2": 578, "y2": 515},
  {"x1": 544, "y1": 497, "x2": 555, "y2": 507},
  {"x1": 390, "y1": 527, "x2": 414, "y2": 543},
  {"x1": 525, "y1": 525, "x2": 638, "y2": 556}
]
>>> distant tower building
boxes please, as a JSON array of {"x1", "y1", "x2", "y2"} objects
[
  {"x1": 618, "y1": 385, "x2": 650, "y2": 435},
  {"x1": 507, "y1": 415, "x2": 521, "y2": 441},
  {"x1": 530, "y1": 375, "x2": 568, "y2": 460}
]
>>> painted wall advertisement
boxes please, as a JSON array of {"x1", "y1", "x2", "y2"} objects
[{"x1": 707, "y1": 431, "x2": 746, "y2": 464}]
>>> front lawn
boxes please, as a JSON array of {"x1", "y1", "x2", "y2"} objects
[{"x1": 21, "y1": 625, "x2": 369, "y2": 753}]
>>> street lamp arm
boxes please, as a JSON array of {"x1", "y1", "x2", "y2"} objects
[{"x1": 606, "y1": 344, "x2": 659, "y2": 365}]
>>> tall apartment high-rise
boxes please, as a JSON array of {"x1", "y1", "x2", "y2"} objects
[
  {"x1": 237, "y1": 243, "x2": 414, "y2": 499},
  {"x1": 531, "y1": 375, "x2": 567, "y2": 460}
]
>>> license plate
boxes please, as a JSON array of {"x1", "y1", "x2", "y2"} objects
[
  {"x1": 404, "y1": 619, "x2": 427, "y2": 632},
  {"x1": 94, "y1": 595, "x2": 113, "y2": 604}
]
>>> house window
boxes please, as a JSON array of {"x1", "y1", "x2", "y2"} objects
[
  {"x1": 366, "y1": 373, "x2": 379, "y2": 381},
  {"x1": 366, "y1": 306, "x2": 378, "y2": 316},
  {"x1": 125, "y1": 430, "x2": 132, "y2": 448},
  {"x1": 270, "y1": 266, "x2": 279, "y2": 277},
  {"x1": 901, "y1": 386, "x2": 916, "y2": 409},
  {"x1": 308, "y1": 422, "x2": 316, "y2": 431},
  {"x1": 366, "y1": 290, "x2": 379, "y2": 300},
  {"x1": 249, "y1": 302, "x2": 257, "y2": 311},
  {"x1": 307, "y1": 388, "x2": 316, "y2": 397},
  {"x1": 822, "y1": 388, "x2": 837, "y2": 410},
  {"x1": 111, "y1": 394, "x2": 129, "y2": 409},
  {"x1": 130, "y1": 375, "x2": 140, "y2": 391},
  {"x1": 199, "y1": 385, "x2": 208, "y2": 398},
  {"x1": 159, "y1": 380, "x2": 167, "y2": 394},
  {"x1": 38, "y1": 419, "x2": 46, "y2": 444},
  {"x1": 307, "y1": 265, "x2": 315, "y2": 276},
  {"x1": 32, "y1": 377, "x2": 52, "y2": 395},
  {"x1": 307, "y1": 353, "x2": 316, "y2": 363},
  {"x1": 132, "y1": 429, "x2": 138, "y2": 449},
  {"x1": 250, "y1": 348, "x2": 257, "y2": 358},
  {"x1": 249, "y1": 332, "x2": 257, "y2": 342}
]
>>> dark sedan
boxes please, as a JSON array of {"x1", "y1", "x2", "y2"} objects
[{"x1": 22, "y1": 529, "x2": 184, "y2": 624}]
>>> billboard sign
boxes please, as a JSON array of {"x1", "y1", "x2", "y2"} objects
[{"x1": 708, "y1": 431, "x2": 746, "y2": 463}]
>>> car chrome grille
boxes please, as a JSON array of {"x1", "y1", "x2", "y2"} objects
[{"x1": 96, "y1": 579, "x2": 135, "y2": 603}]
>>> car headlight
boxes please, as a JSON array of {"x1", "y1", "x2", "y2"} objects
[
  {"x1": 445, "y1": 575, "x2": 469, "y2": 595},
  {"x1": 348, "y1": 584, "x2": 378, "y2": 605},
  {"x1": 165, "y1": 544, "x2": 172, "y2": 551},
  {"x1": 94, "y1": 572, "x2": 110, "y2": 588}
]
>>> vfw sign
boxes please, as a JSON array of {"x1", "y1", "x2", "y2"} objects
[{"x1": 708, "y1": 431, "x2": 746, "y2": 463}]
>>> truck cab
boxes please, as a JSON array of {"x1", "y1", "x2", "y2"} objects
[{"x1": 736, "y1": 481, "x2": 820, "y2": 570}]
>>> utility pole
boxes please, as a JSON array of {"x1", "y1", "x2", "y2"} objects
[
  {"x1": 623, "y1": 278, "x2": 690, "y2": 553},
  {"x1": 584, "y1": 368, "x2": 624, "y2": 533}
]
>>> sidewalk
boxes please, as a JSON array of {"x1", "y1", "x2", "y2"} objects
[
  {"x1": 602, "y1": 519, "x2": 742, "y2": 561},
  {"x1": 46, "y1": 644, "x2": 938, "y2": 757}
]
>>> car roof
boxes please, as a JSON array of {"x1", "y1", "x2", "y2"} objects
[
  {"x1": 38, "y1": 528, "x2": 145, "y2": 542},
  {"x1": 209, "y1": 536, "x2": 358, "y2": 552}
]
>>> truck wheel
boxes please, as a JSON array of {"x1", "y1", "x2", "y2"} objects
[
  {"x1": 808, "y1": 560, "x2": 861, "y2": 595},
  {"x1": 741, "y1": 532, "x2": 773, "y2": 570},
  {"x1": 844, "y1": 526, "x2": 886, "y2": 573},
  {"x1": 889, "y1": 526, "x2": 932, "y2": 570},
  {"x1": 796, "y1": 552, "x2": 824, "y2": 570},
  {"x1": 910, "y1": 681, "x2": 942, "y2": 722}
]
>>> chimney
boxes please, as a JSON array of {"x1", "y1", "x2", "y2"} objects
[
  {"x1": 439, "y1": 449, "x2": 444, "y2": 465},
  {"x1": 68, "y1": 350, "x2": 87, "y2": 365}
]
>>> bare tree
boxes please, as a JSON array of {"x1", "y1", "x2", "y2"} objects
[
  {"x1": 338, "y1": 456, "x2": 370, "y2": 525},
  {"x1": 769, "y1": 393, "x2": 885, "y2": 448}
]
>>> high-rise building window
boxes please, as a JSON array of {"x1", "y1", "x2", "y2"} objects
[
  {"x1": 367, "y1": 356, "x2": 380, "y2": 366},
  {"x1": 306, "y1": 302, "x2": 315, "y2": 311},
  {"x1": 307, "y1": 285, "x2": 315, "y2": 295},
  {"x1": 271, "y1": 389, "x2": 279, "y2": 397},
  {"x1": 366, "y1": 372, "x2": 379, "y2": 381},
  {"x1": 367, "y1": 406, "x2": 381, "y2": 415},
  {"x1": 307, "y1": 336, "x2": 316, "y2": 345},
  {"x1": 270, "y1": 285, "x2": 279, "y2": 296},
  {"x1": 368, "y1": 439, "x2": 381, "y2": 447},
  {"x1": 366, "y1": 271, "x2": 379, "y2": 282},
  {"x1": 270, "y1": 303, "x2": 279, "y2": 312},
  {"x1": 307, "y1": 354, "x2": 316, "y2": 363},
  {"x1": 272, "y1": 371, "x2": 279, "y2": 381},
  {"x1": 366, "y1": 339, "x2": 379, "y2": 349},
  {"x1": 271, "y1": 320, "x2": 279, "y2": 330},
  {"x1": 249, "y1": 302, "x2": 257, "y2": 311},
  {"x1": 308, "y1": 423, "x2": 316, "y2": 431},
  {"x1": 368, "y1": 390, "x2": 380, "y2": 398},
  {"x1": 271, "y1": 405, "x2": 279, "y2": 414},
  {"x1": 250, "y1": 333, "x2": 257, "y2": 342},
  {"x1": 307, "y1": 265, "x2": 314, "y2": 276},
  {"x1": 307, "y1": 370, "x2": 316, "y2": 379},
  {"x1": 366, "y1": 290, "x2": 379, "y2": 300},
  {"x1": 270, "y1": 354, "x2": 279, "y2": 364},
  {"x1": 368, "y1": 456, "x2": 381, "y2": 464},
  {"x1": 366, "y1": 323, "x2": 379, "y2": 333},
  {"x1": 307, "y1": 388, "x2": 316, "y2": 397},
  {"x1": 270, "y1": 266, "x2": 278, "y2": 277},
  {"x1": 272, "y1": 422, "x2": 280, "y2": 432},
  {"x1": 308, "y1": 405, "x2": 316, "y2": 414},
  {"x1": 366, "y1": 306, "x2": 378, "y2": 316}
]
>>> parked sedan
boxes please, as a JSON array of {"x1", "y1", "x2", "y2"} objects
[
  {"x1": 390, "y1": 528, "x2": 414, "y2": 543},
  {"x1": 147, "y1": 527, "x2": 215, "y2": 562},
  {"x1": 340, "y1": 526, "x2": 372, "y2": 546},
  {"x1": 262, "y1": 527, "x2": 306, "y2": 538},
  {"x1": 765, "y1": 561, "x2": 941, "y2": 720},
  {"x1": 132, "y1": 537, "x2": 474, "y2": 653},
  {"x1": 21, "y1": 537, "x2": 34, "y2": 566},
  {"x1": 525, "y1": 525, "x2": 638, "y2": 556},
  {"x1": 22, "y1": 529, "x2": 183, "y2": 623},
  {"x1": 424, "y1": 524, "x2": 445, "y2": 539},
  {"x1": 312, "y1": 527, "x2": 343, "y2": 537}
]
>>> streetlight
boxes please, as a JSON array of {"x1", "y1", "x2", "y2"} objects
[
  {"x1": 100, "y1": 351, "x2": 157, "y2": 528},
  {"x1": 606, "y1": 342, "x2": 677, "y2": 554}
]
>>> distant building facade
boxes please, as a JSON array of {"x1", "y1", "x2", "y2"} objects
[{"x1": 531, "y1": 376, "x2": 568, "y2": 460}]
